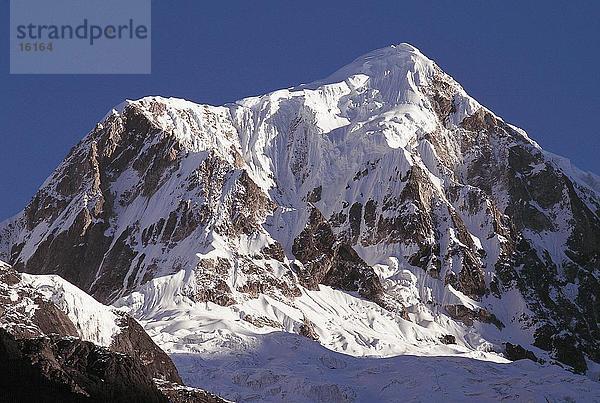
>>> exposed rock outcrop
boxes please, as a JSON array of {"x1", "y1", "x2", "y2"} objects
[
  {"x1": 0, "y1": 328, "x2": 168, "y2": 403},
  {"x1": 504, "y1": 342, "x2": 538, "y2": 363},
  {"x1": 292, "y1": 208, "x2": 389, "y2": 308},
  {"x1": 299, "y1": 316, "x2": 320, "y2": 341}
]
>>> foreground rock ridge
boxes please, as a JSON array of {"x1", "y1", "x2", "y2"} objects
[
  {"x1": 1, "y1": 43, "x2": 599, "y2": 399},
  {"x1": 0, "y1": 260, "x2": 225, "y2": 402}
]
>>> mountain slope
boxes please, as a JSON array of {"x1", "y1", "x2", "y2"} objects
[{"x1": 1, "y1": 43, "x2": 599, "y2": 388}]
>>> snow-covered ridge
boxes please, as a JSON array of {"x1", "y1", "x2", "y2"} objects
[
  {"x1": 19, "y1": 272, "x2": 122, "y2": 346},
  {"x1": 0, "y1": 259, "x2": 122, "y2": 347}
]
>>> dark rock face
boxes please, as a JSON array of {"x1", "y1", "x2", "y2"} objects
[
  {"x1": 0, "y1": 328, "x2": 168, "y2": 403},
  {"x1": 358, "y1": 166, "x2": 435, "y2": 247},
  {"x1": 504, "y1": 342, "x2": 538, "y2": 363},
  {"x1": 191, "y1": 257, "x2": 232, "y2": 306},
  {"x1": 444, "y1": 304, "x2": 504, "y2": 329},
  {"x1": 425, "y1": 73, "x2": 458, "y2": 125},
  {"x1": 261, "y1": 241, "x2": 286, "y2": 262},
  {"x1": 299, "y1": 316, "x2": 320, "y2": 341},
  {"x1": 533, "y1": 324, "x2": 588, "y2": 373},
  {"x1": 292, "y1": 208, "x2": 387, "y2": 307},
  {"x1": 242, "y1": 314, "x2": 282, "y2": 329},
  {"x1": 31, "y1": 299, "x2": 80, "y2": 338},
  {"x1": 191, "y1": 254, "x2": 301, "y2": 306},
  {"x1": 0, "y1": 330, "x2": 226, "y2": 403},
  {"x1": 219, "y1": 170, "x2": 276, "y2": 238},
  {"x1": 111, "y1": 313, "x2": 182, "y2": 384},
  {"x1": 439, "y1": 335, "x2": 456, "y2": 345}
]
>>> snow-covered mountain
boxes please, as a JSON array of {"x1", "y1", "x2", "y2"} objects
[{"x1": 1, "y1": 43, "x2": 599, "y2": 400}]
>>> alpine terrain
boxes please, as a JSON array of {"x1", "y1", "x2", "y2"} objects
[{"x1": 1, "y1": 43, "x2": 599, "y2": 401}]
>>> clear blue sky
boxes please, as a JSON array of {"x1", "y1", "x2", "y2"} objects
[{"x1": 1, "y1": 1, "x2": 599, "y2": 220}]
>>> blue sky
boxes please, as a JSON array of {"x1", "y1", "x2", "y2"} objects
[{"x1": 1, "y1": 0, "x2": 599, "y2": 220}]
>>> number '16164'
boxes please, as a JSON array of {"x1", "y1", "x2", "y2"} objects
[{"x1": 19, "y1": 42, "x2": 54, "y2": 51}]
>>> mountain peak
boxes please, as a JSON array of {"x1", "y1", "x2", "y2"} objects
[
  {"x1": 103, "y1": 43, "x2": 446, "y2": 138},
  {"x1": 313, "y1": 42, "x2": 434, "y2": 87}
]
